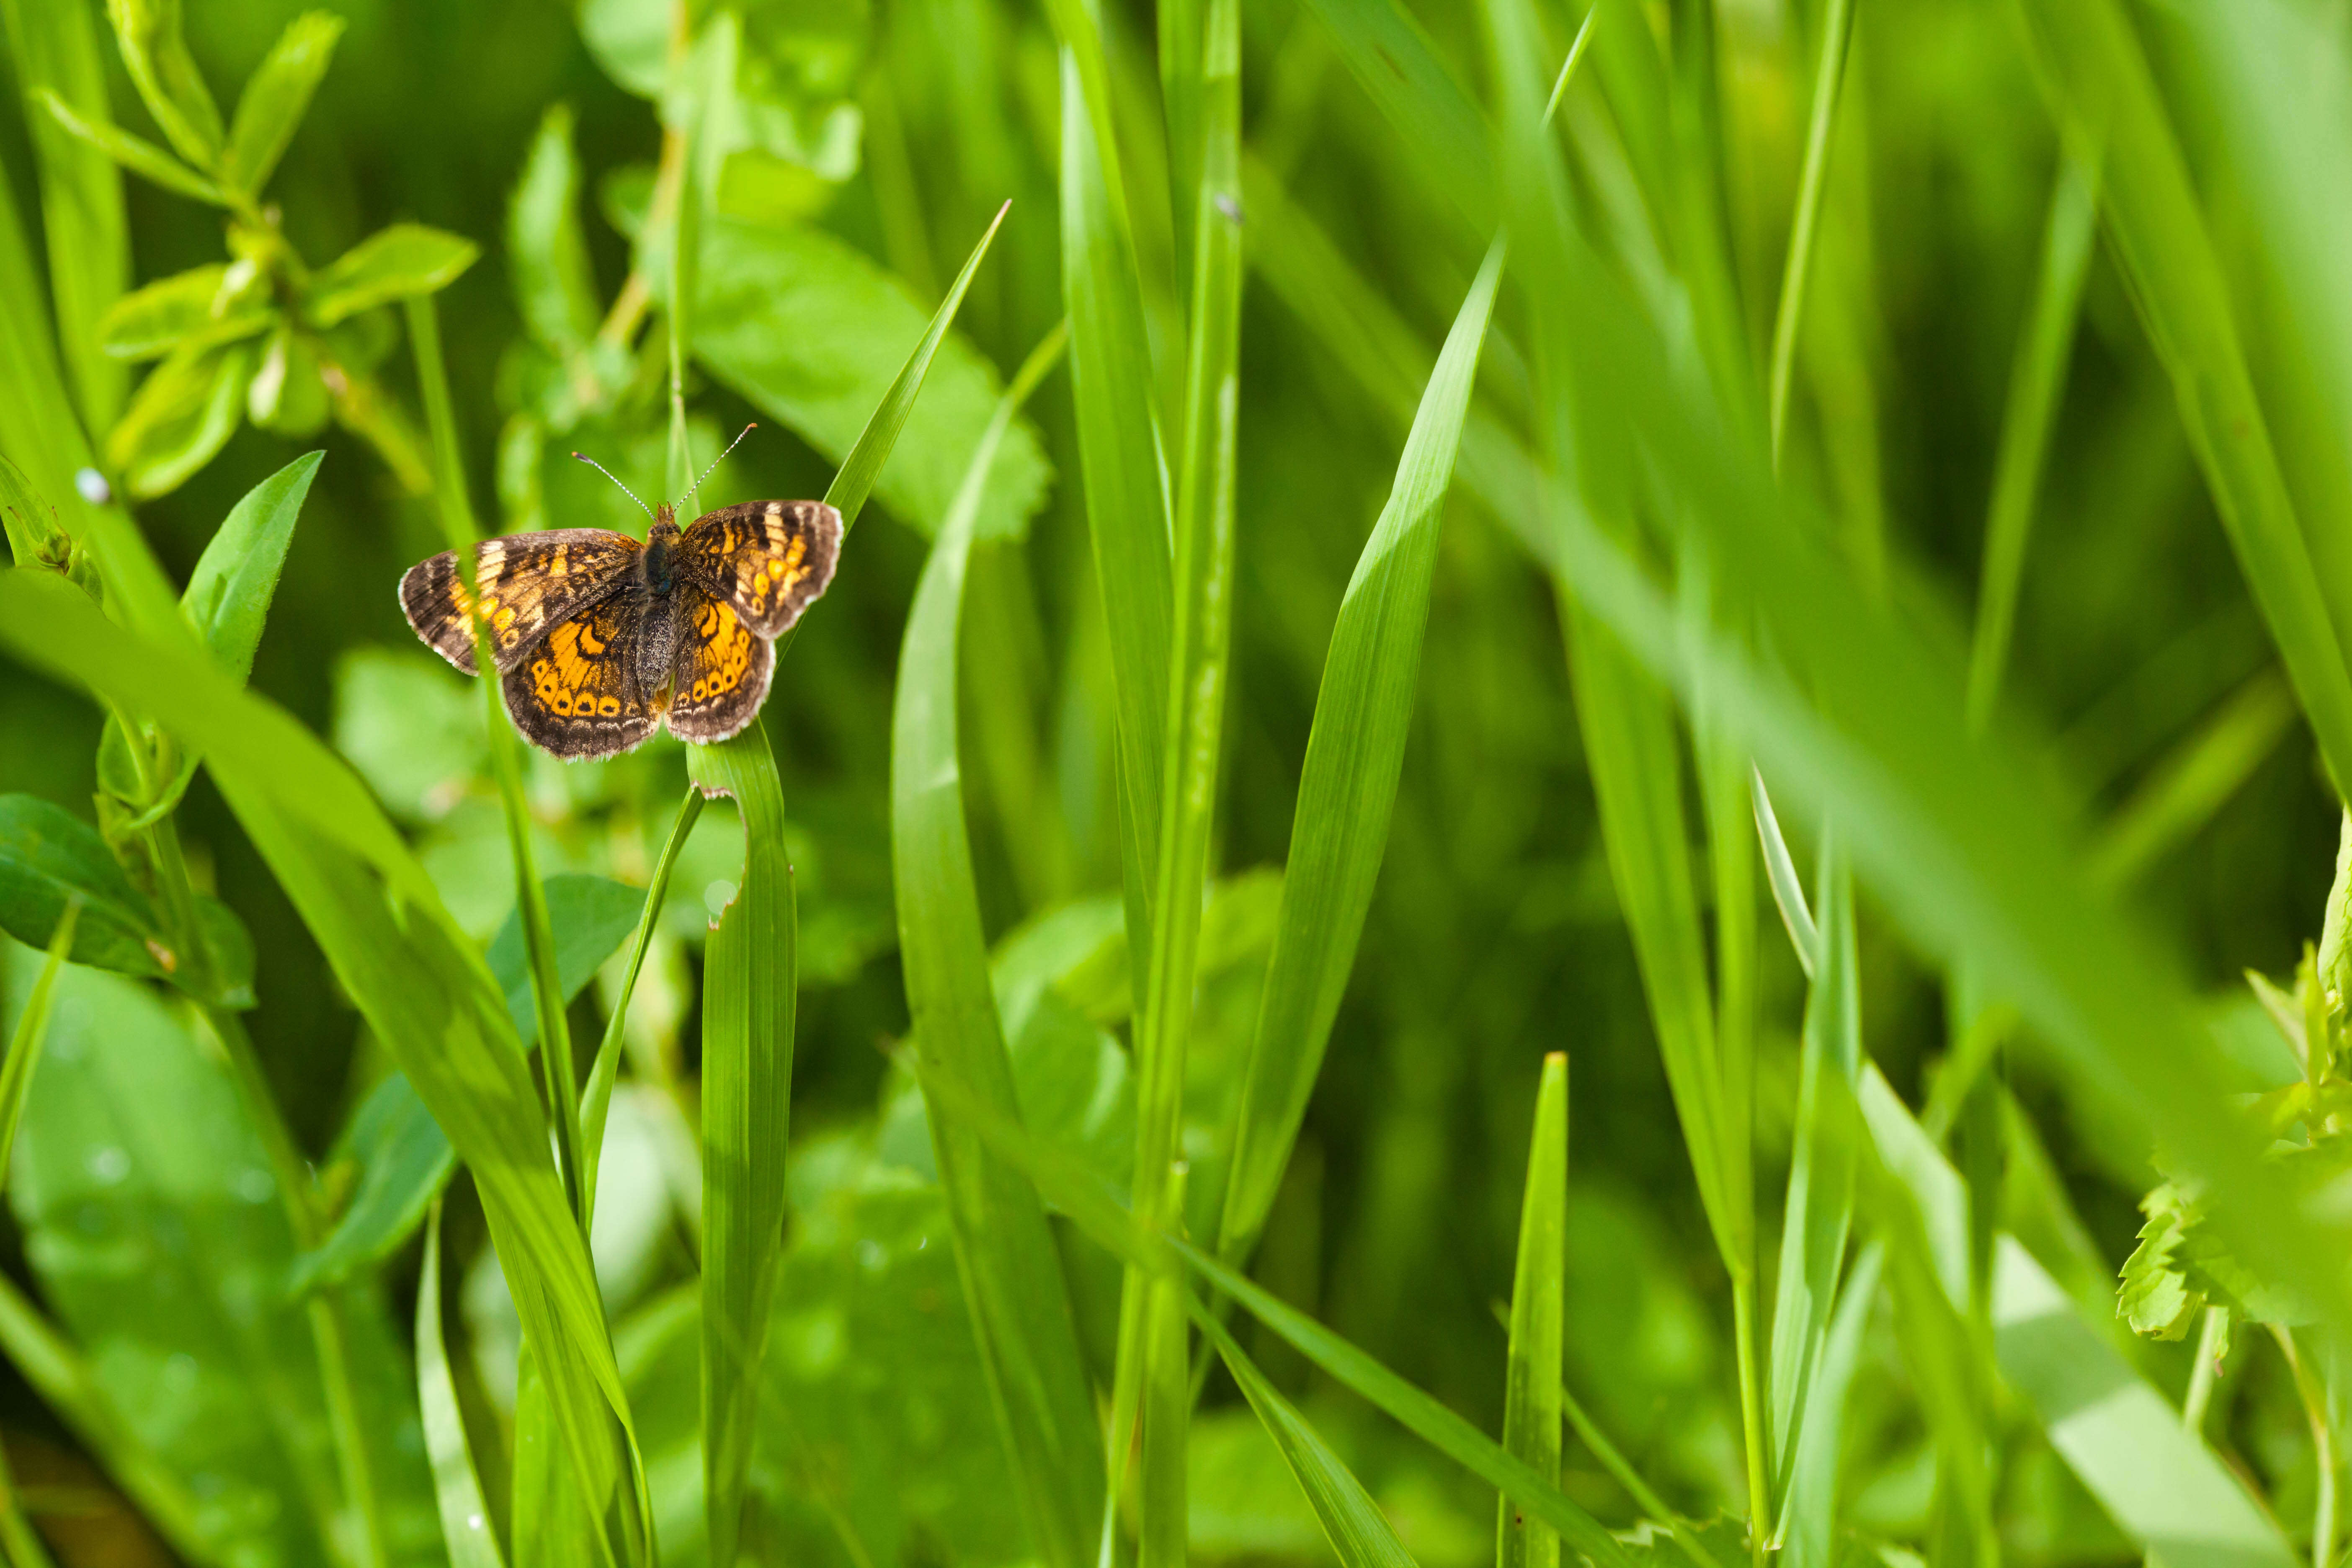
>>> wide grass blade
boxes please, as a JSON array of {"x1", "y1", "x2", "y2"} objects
[
  {"x1": 419, "y1": 1200, "x2": 506, "y2": 1568},
  {"x1": 1217, "y1": 242, "x2": 1505, "y2": 1264},
  {"x1": 892, "y1": 327, "x2": 1097, "y2": 1568},
  {"x1": 1499, "y1": 1053, "x2": 1567, "y2": 1568},
  {"x1": 686, "y1": 724, "x2": 796, "y2": 1568}
]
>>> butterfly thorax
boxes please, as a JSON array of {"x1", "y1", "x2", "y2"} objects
[{"x1": 639, "y1": 508, "x2": 683, "y2": 595}]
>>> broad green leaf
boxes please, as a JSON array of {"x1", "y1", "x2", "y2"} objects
[
  {"x1": 685, "y1": 727, "x2": 797, "y2": 1568},
  {"x1": 104, "y1": 0, "x2": 225, "y2": 167},
  {"x1": 0, "y1": 0, "x2": 127, "y2": 432},
  {"x1": 98, "y1": 263, "x2": 274, "y2": 361},
  {"x1": 183, "y1": 451, "x2": 322, "y2": 685},
  {"x1": 419, "y1": 1203, "x2": 506, "y2": 1568},
  {"x1": 509, "y1": 105, "x2": 604, "y2": 359},
  {"x1": 1, "y1": 947, "x2": 438, "y2": 1568},
  {"x1": 108, "y1": 338, "x2": 257, "y2": 499},
  {"x1": 0, "y1": 794, "x2": 165, "y2": 978},
  {"x1": 219, "y1": 11, "x2": 343, "y2": 197},
  {"x1": 306, "y1": 225, "x2": 482, "y2": 328},
  {"x1": 1499, "y1": 1054, "x2": 1566, "y2": 1568},
  {"x1": 893, "y1": 326, "x2": 1099, "y2": 1568},
  {"x1": 487, "y1": 874, "x2": 647, "y2": 1051},
  {"x1": 35, "y1": 87, "x2": 225, "y2": 205},
  {"x1": 1217, "y1": 242, "x2": 1503, "y2": 1263},
  {"x1": 687, "y1": 206, "x2": 1036, "y2": 539}
]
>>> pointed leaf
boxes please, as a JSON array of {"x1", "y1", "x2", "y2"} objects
[{"x1": 219, "y1": 11, "x2": 343, "y2": 197}]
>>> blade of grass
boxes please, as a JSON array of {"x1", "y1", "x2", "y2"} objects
[
  {"x1": 893, "y1": 325, "x2": 1096, "y2": 1568},
  {"x1": 1780, "y1": 1243, "x2": 1881, "y2": 1566},
  {"x1": 0, "y1": 902, "x2": 76, "y2": 1568},
  {"x1": 1217, "y1": 241, "x2": 1505, "y2": 1264},
  {"x1": 1294, "y1": 0, "x2": 1492, "y2": 228},
  {"x1": 909, "y1": 1052, "x2": 1635, "y2": 1568},
  {"x1": 686, "y1": 723, "x2": 796, "y2": 1568},
  {"x1": 1499, "y1": 1053, "x2": 1567, "y2": 1568},
  {"x1": 419, "y1": 1199, "x2": 506, "y2": 1568},
  {"x1": 1750, "y1": 770, "x2": 1818, "y2": 978},
  {"x1": 1764, "y1": 0, "x2": 1857, "y2": 468},
  {"x1": 1965, "y1": 146, "x2": 2100, "y2": 730},
  {"x1": 2014, "y1": 0, "x2": 2352, "y2": 802},
  {"x1": 2083, "y1": 667, "x2": 2296, "y2": 890},
  {"x1": 1139, "y1": 1163, "x2": 1189, "y2": 1568}
]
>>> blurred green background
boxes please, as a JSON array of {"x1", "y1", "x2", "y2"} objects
[{"x1": 0, "y1": 0, "x2": 2339, "y2": 1563}]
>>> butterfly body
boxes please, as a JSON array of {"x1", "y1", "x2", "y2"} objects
[{"x1": 399, "y1": 499, "x2": 840, "y2": 761}]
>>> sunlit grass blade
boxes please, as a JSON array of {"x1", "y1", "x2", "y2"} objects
[
  {"x1": 1780, "y1": 1243, "x2": 1880, "y2": 1565},
  {"x1": 1217, "y1": 242, "x2": 1504, "y2": 1265},
  {"x1": 908, "y1": 1052, "x2": 1635, "y2": 1568},
  {"x1": 824, "y1": 200, "x2": 1010, "y2": 533},
  {"x1": 1765, "y1": 849, "x2": 1859, "y2": 1511},
  {"x1": 1750, "y1": 770, "x2": 1818, "y2": 978},
  {"x1": 892, "y1": 327, "x2": 1097, "y2": 1568},
  {"x1": 686, "y1": 723, "x2": 795, "y2": 1568},
  {"x1": 2083, "y1": 667, "x2": 2296, "y2": 890},
  {"x1": 419, "y1": 1199, "x2": 507, "y2": 1568},
  {"x1": 2015, "y1": 0, "x2": 2352, "y2": 802},
  {"x1": 1499, "y1": 1052, "x2": 1566, "y2": 1568},
  {"x1": 1203, "y1": 1310, "x2": 1421, "y2": 1568},
  {"x1": 1965, "y1": 148, "x2": 2099, "y2": 729},
  {"x1": 1139, "y1": 1166, "x2": 1189, "y2": 1568}
]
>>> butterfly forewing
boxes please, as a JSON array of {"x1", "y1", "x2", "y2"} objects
[
  {"x1": 399, "y1": 528, "x2": 640, "y2": 675},
  {"x1": 675, "y1": 500, "x2": 841, "y2": 639}
]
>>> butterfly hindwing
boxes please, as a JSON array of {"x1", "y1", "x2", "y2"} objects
[
  {"x1": 503, "y1": 594, "x2": 660, "y2": 760},
  {"x1": 675, "y1": 500, "x2": 841, "y2": 639},
  {"x1": 399, "y1": 528, "x2": 640, "y2": 674},
  {"x1": 665, "y1": 583, "x2": 773, "y2": 745}
]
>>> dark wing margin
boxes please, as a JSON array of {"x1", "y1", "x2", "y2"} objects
[
  {"x1": 398, "y1": 528, "x2": 640, "y2": 674},
  {"x1": 503, "y1": 595, "x2": 660, "y2": 760},
  {"x1": 675, "y1": 500, "x2": 841, "y2": 639},
  {"x1": 665, "y1": 583, "x2": 774, "y2": 745}
]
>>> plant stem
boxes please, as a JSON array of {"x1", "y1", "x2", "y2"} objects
[
  {"x1": 2276, "y1": 1324, "x2": 2337, "y2": 1568},
  {"x1": 2183, "y1": 1307, "x2": 2228, "y2": 1434},
  {"x1": 1731, "y1": 1271, "x2": 1772, "y2": 1568},
  {"x1": 1560, "y1": 1380, "x2": 1721, "y2": 1568}
]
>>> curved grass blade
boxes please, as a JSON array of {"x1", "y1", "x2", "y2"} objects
[
  {"x1": 685, "y1": 723, "x2": 796, "y2": 1568},
  {"x1": 893, "y1": 325, "x2": 1096, "y2": 1568},
  {"x1": 1498, "y1": 1052, "x2": 1566, "y2": 1568},
  {"x1": 1764, "y1": 0, "x2": 1857, "y2": 467},
  {"x1": 419, "y1": 1199, "x2": 506, "y2": 1568},
  {"x1": 1217, "y1": 242, "x2": 1504, "y2": 1263}
]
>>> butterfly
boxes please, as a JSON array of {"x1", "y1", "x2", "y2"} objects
[{"x1": 399, "y1": 449, "x2": 840, "y2": 760}]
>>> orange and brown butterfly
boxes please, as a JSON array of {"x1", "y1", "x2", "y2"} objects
[{"x1": 398, "y1": 436, "x2": 840, "y2": 760}]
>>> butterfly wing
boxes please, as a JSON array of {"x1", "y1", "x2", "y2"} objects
[
  {"x1": 503, "y1": 593, "x2": 660, "y2": 760},
  {"x1": 674, "y1": 500, "x2": 841, "y2": 639},
  {"x1": 664, "y1": 581, "x2": 773, "y2": 745},
  {"x1": 400, "y1": 528, "x2": 641, "y2": 674}
]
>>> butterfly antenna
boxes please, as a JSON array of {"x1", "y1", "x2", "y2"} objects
[
  {"x1": 687, "y1": 423, "x2": 758, "y2": 511},
  {"x1": 571, "y1": 451, "x2": 656, "y2": 524}
]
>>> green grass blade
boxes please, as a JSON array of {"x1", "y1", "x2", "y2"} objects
[
  {"x1": 2015, "y1": 0, "x2": 2352, "y2": 802},
  {"x1": 892, "y1": 327, "x2": 1097, "y2": 1568},
  {"x1": 1218, "y1": 242, "x2": 1505, "y2": 1264},
  {"x1": 1779, "y1": 1243, "x2": 1881, "y2": 1567},
  {"x1": 1054, "y1": 42, "x2": 1174, "y2": 983},
  {"x1": 1295, "y1": 0, "x2": 1492, "y2": 227},
  {"x1": 1765, "y1": 850, "x2": 1859, "y2": 1507},
  {"x1": 1965, "y1": 148, "x2": 2099, "y2": 729},
  {"x1": 1764, "y1": 0, "x2": 1856, "y2": 468},
  {"x1": 1749, "y1": 769, "x2": 1818, "y2": 978},
  {"x1": 0, "y1": 0, "x2": 127, "y2": 435},
  {"x1": 823, "y1": 200, "x2": 1011, "y2": 534},
  {"x1": 1204, "y1": 1311, "x2": 1422, "y2": 1568},
  {"x1": 909, "y1": 1052, "x2": 1635, "y2": 1568},
  {"x1": 0, "y1": 901, "x2": 76, "y2": 1179},
  {"x1": 1139, "y1": 1166, "x2": 1189, "y2": 1568},
  {"x1": 685, "y1": 723, "x2": 797, "y2": 1568},
  {"x1": 1499, "y1": 1052, "x2": 1567, "y2": 1568},
  {"x1": 419, "y1": 1200, "x2": 507, "y2": 1568}
]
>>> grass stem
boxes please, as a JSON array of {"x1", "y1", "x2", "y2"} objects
[
  {"x1": 1765, "y1": 0, "x2": 1857, "y2": 469},
  {"x1": 1731, "y1": 1272, "x2": 1772, "y2": 1568}
]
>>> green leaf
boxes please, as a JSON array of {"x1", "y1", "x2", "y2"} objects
[
  {"x1": 685, "y1": 206, "x2": 1036, "y2": 540},
  {"x1": 305, "y1": 224, "x2": 482, "y2": 328},
  {"x1": 0, "y1": 0, "x2": 129, "y2": 432},
  {"x1": 183, "y1": 450, "x2": 322, "y2": 686},
  {"x1": 107, "y1": 338, "x2": 258, "y2": 500},
  {"x1": 1295, "y1": 0, "x2": 1492, "y2": 229},
  {"x1": 509, "y1": 105, "x2": 604, "y2": 359},
  {"x1": 247, "y1": 320, "x2": 331, "y2": 435},
  {"x1": 683, "y1": 727, "x2": 797, "y2": 1568},
  {"x1": 0, "y1": 899, "x2": 78, "y2": 1183},
  {"x1": 1217, "y1": 242, "x2": 1503, "y2": 1263},
  {"x1": 420, "y1": 1201, "x2": 507, "y2": 1568},
  {"x1": 35, "y1": 87, "x2": 224, "y2": 204},
  {"x1": 1, "y1": 948, "x2": 438, "y2": 1568},
  {"x1": 219, "y1": 10, "x2": 343, "y2": 197},
  {"x1": 0, "y1": 794, "x2": 165, "y2": 978},
  {"x1": 103, "y1": 0, "x2": 226, "y2": 167},
  {"x1": 893, "y1": 325, "x2": 1099, "y2": 1568},
  {"x1": 98, "y1": 263, "x2": 275, "y2": 361},
  {"x1": 1499, "y1": 1054, "x2": 1567, "y2": 1568},
  {"x1": 486, "y1": 874, "x2": 647, "y2": 1051}
]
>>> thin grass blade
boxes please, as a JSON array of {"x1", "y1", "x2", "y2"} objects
[
  {"x1": 419, "y1": 1200, "x2": 506, "y2": 1568},
  {"x1": 1499, "y1": 1053, "x2": 1567, "y2": 1568}
]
